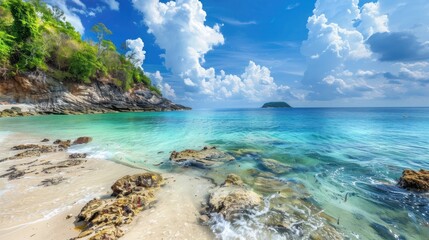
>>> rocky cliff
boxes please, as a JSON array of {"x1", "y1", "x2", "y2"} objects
[{"x1": 0, "y1": 72, "x2": 190, "y2": 116}]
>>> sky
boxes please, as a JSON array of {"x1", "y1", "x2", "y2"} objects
[{"x1": 42, "y1": 0, "x2": 429, "y2": 108}]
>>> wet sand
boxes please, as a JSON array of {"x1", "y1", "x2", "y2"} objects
[{"x1": 0, "y1": 134, "x2": 214, "y2": 240}]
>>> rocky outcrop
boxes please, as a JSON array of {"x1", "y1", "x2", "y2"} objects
[
  {"x1": 0, "y1": 72, "x2": 190, "y2": 117},
  {"x1": 111, "y1": 173, "x2": 164, "y2": 196},
  {"x1": 398, "y1": 169, "x2": 429, "y2": 191},
  {"x1": 74, "y1": 172, "x2": 164, "y2": 240},
  {"x1": 202, "y1": 174, "x2": 262, "y2": 221},
  {"x1": 170, "y1": 146, "x2": 234, "y2": 168}
]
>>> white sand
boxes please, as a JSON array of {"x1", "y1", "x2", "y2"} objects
[{"x1": 0, "y1": 134, "x2": 215, "y2": 240}]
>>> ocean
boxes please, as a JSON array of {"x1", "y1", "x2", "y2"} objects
[{"x1": 1, "y1": 108, "x2": 428, "y2": 239}]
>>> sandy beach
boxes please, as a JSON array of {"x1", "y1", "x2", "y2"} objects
[{"x1": 0, "y1": 134, "x2": 214, "y2": 240}]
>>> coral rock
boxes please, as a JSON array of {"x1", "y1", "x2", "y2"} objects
[
  {"x1": 111, "y1": 173, "x2": 164, "y2": 196},
  {"x1": 398, "y1": 169, "x2": 429, "y2": 191}
]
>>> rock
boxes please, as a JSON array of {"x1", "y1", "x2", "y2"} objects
[
  {"x1": 398, "y1": 169, "x2": 429, "y2": 191},
  {"x1": 261, "y1": 158, "x2": 291, "y2": 174},
  {"x1": 208, "y1": 175, "x2": 262, "y2": 220},
  {"x1": 370, "y1": 222, "x2": 406, "y2": 240},
  {"x1": 53, "y1": 139, "x2": 71, "y2": 148},
  {"x1": 0, "y1": 73, "x2": 190, "y2": 118},
  {"x1": 0, "y1": 169, "x2": 25, "y2": 180},
  {"x1": 86, "y1": 225, "x2": 124, "y2": 240},
  {"x1": 111, "y1": 173, "x2": 164, "y2": 197},
  {"x1": 73, "y1": 137, "x2": 93, "y2": 145},
  {"x1": 75, "y1": 172, "x2": 163, "y2": 240},
  {"x1": 11, "y1": 107, "x2": 21, "y2": 112},
  {"x1": 41, "y1": 138, "x2": 50, "y2": 142},
  {"x1": 222, "y1": 174, "x2": 243, "y2": 187},
  {"x1": 11, "y1": 144, "x2": 55, "y2": 153},
  {"x1": 40, "y1": 177, "x2": 66, "y2": 187},
  {"x1": 69, "y1": 153, "x2": 87, "y2": 159},
  {"x1": 66, "y1": 214, "x2": 73, "y2": 219},
  {"x1": 199, "y1": 214, "x2": 210, "y2": 224},
  {"x1": 170, "y1": 146, "x2": 234, "y2": 168},
  {"x1": 42, "y1": 160, "x2": 86, "y2": 173},
  {"x1": 9, "y1": 150, "x2": 41, "y2": 159}
]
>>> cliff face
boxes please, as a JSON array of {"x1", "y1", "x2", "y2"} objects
[{"x1": 0, "y1": 72, "x2": 190, "y2": 115}]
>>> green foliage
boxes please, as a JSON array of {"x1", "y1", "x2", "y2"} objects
[
  {"x1": 0, "y1": 0, "x2": 161, "y2": 96},
  {"x1": 69, "y1": 46, "x2": 99, "y2": 83},
  {"x1": 0, "y1": 31, "x2": 13, "y2": 64},
  {"x1": 8, "y1": 0, "x2": 38, "y2": 42}
]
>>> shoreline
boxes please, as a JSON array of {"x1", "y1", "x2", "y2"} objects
[
  {"x1": 0, "y1": 133, "x2": 214, "y2": 240},
  {"x1": 0, "y1": 103, "x2": 192, "y2": 118}
]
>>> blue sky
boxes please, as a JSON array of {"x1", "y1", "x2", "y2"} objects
[{"x1": 44, "y1": 0, "x2": 429, "y2": 108}]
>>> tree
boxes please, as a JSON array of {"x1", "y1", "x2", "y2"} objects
[
  {"x1": 7, "y1": 0, "x2": 46, "y2": 70},
  {"x1": 8, "y1": 0, "x2": 38, "y2": 42},
  {"x1": 91, "y1": 23, "x2": 112, "y2": 56},
  {"x1": 51, "y1": 6, "x2": 65, "y2": 22},
  {"x1": 69, "y1": 46, "x2": 99, "y2": 83}
]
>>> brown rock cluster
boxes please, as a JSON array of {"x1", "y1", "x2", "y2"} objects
[
  {"x1": 398, "y1": 169, "x2": 429, "y2": 191},
  {"x1": 73, "y1": 173, "x2": 164, "y2": 240},
  {"x1": 170, "y1": 146, "x2": 234, "y2": 168},
  {"x1": 201, "y1": 174, "x2": 262, "y2": 221}
]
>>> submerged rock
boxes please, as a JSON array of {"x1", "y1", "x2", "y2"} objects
[
  {"x1": 222, "y1": 174, "x2": 243, "y2": 187},
  {"x1": 39, "y1": 176, "x2": 66, "y2": 187},
  {"x1": 0, "y1": 169, "x2": 25, "y2": 180},
  {"x1": 170, "y1": 146, "x2": 234, "y2": 168},
  {"x1": 42, "y1": 160, "x2": 86, "y2": 173},
  {"x1": 208, "y1": 170, "x2": 343, "y2": 239},
  {"x1": 74, "y1": 172, "x2": 164, "y2": 240},
  {"x1": 398, "y1": 169, "x2": 429, "y2": 191},
  {"x1": 261, "y1": 158, "x2": 291, "y2": 174},
  {"x1": 73, "y1": 137, "x2": 93, "y2": 145}
]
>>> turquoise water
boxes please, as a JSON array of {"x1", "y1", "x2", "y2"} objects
[{"x1": 1, "y1": 108, "x2": 429, "y2": 239}]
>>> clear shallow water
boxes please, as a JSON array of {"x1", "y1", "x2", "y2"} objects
[{"x1": 1, "y1": 108, "x2": 429, "y2": 239}]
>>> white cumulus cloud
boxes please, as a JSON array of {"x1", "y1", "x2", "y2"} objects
[
  {"x1": 132, "y1": 0, "x2": 289, "y2": 102},
  {"x1": 125, "y1": 38, "x2": 146, "y2": 69},
  {"x1": 102, "y1": 0, "x2": 120, "y2": 11},
  {"x1": 148, "y1": 71, "x2": 177, "y2": 98},
  {"x1": 301, "y1": 0, "x2": 429, "y2": 101}
]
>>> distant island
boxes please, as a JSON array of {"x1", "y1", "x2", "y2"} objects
[{"x1": 261, "y1": 102, "x2": 291, "y2": 108}]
